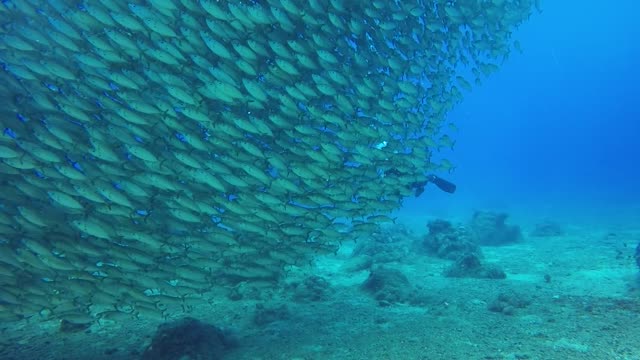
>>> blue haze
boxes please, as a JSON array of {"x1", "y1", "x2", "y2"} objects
[{"x1": 403, "y1": 0, "x2": 640, "y2": 226}]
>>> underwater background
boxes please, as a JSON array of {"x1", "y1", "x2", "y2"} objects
[
  {"x1": 402, "y1": 0, "x2": 640, "y2": 226},
  {"x1": 1, "y1": 0, "x2": 639, "y2": 359}
]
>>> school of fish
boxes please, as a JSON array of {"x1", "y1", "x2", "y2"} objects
[{"x1": 0, "y1": 0, "x2": 536, "y2": 325}]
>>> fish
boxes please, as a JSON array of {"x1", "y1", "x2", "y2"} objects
[{"x1": 0, "y1": 0, "x2": 534, "y2": 324}]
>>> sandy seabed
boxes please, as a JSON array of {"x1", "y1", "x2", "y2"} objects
[{"x1": 2, "y1": 217, "x2": 639, "y2": 360}]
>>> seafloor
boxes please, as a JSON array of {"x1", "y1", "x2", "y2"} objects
[{"x1": 1, "y1": 215, "x2": 639, "y2": 360}]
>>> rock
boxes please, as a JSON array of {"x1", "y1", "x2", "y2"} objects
[
  {"x1": 342, "y1": 255, "x2": 373, "y2": 272},
  {"x1": 352, "y1": 240, "x2": 408, "y2": 264},
  {"x1": 361, "y1": 266, "x2": 423, "y2": 305},
  {"x1": 530, "y1": 221, "x2": 564, "y2": 237},
  {"x1": 470, "y1": 211, "x2": 522, "y2": 245},
  {"x1": 292, "y1": 276, "x2": 333, "y2": 302},
  {"x1": 423, "y1": 219, "x2": 479, "y2": 260},
  {"x1": 444, "y1": 253, "x2": 506, "y2": 279},
  {"x1": 59, "y1": 317, "x2": 92, "y2": 333},
  {"x1": 487, "y1": 292, "x2": 531, "y2": 315},
  {"x1": 253, "y1": 304, "x2": 289, "y2": 326},
  {"x1": 483, "y1": 265, "x2": 507, "y2": 279},
  {"x1": 141, "y1": 317, "x2": 235, "y2": 360}
]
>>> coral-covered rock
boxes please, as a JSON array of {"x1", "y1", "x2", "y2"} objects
[
  {"x1": 292, "y1": 276, "x2": 333, "y2": 302},
  {"x1": 253, "y1": 303, "x2": 290, "y2": 326},
  {"x1": 361, "y1": 266, "x2": 423, "y2": 306},
  {"x1": 352, "y1": 224, "x2": 413, "y2": 264},
  {"x1": 487, "y1": 292, "x2": 531, "y2": 315},
  {"x1": 470, "y1": 211, "x2": 522, "y2": 245},
  {"x1": 530, "y1": 221, "x2": 565, "y2": 237},
  {"x1": 342, "y1": 255, "x2": 374, "y2": 273},
  {"x1": 142, "y1": 317, "x2": 235, "y2": 360},
  {"x1": 423, "y1": 219, "x2": 479, "y2": 260},
  {"x1": 422, "y1": 219, "x2": 506, "y2": 279},
  {"x1": 443, "y1": 252, "x2": 506, "y2": 279}
]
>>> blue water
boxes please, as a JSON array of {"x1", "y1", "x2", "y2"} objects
[{"x1": 404, "y1": 0, "x2": 640, "y2": 226}]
